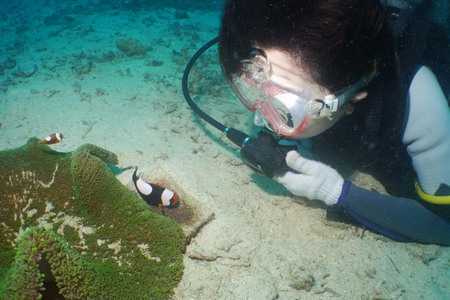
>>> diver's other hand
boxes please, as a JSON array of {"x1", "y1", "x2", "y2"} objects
[{"x1": 275, "y1": 151, "x2": 344, "y2": 205}]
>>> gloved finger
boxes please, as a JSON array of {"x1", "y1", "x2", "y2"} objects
[
  {"x1": 285, "y1": 151, "x2": 302, "y2": 172},
  {"x1": 274, "y1": 171, "x2": 316, "y2": 198},
  {"x1": 285, "y1": 150, "x2": 319, "y2": 175},
  {"x1": 275, "y1": 171, "x2": 308, "y2": 186}
]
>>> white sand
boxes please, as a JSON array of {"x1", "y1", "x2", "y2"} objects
[{"x1": 1, "y1": 1, "x2": 449, "y2": 299}]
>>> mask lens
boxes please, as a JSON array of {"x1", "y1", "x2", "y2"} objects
[
  {"x1": 230, "y1": 49, "x2": 320, "y2": 135},
  {"x1": 230, "y1": 49, "x2": 273, "y2": 110},
  {"x1": 255, "y1": 93, "x2": 309, "y2": 136},
  {"x1": 241, "y1": 48, "x2": 271, "y2": 85},
  {"x1": 231, "y1": 75, "x2": 266, "y2": 110}
]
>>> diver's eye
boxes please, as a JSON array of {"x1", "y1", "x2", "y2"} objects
[
  {"x1": 285, "y1": 113, "x2": 294, "y2": 127},
  {"x1": 265, "y1": 112, "x2": 294, "y2": 131},
  {"x1": 277, "y1": 110, "x2": 294, "y2": 127}
]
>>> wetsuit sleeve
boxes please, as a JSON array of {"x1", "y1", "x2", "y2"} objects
[{"x1": 337, "y1": 180, "x2": 450, "y2": 245}]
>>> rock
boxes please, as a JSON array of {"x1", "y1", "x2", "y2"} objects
[
  {"x1": 89, "y1": 50, "x2": 115, "y2": 63},
  {"x1": 2, "y1": 57, "x2": 16, "y2": 69},
  {"x1": 142, "y1": 16, "x2": 156, "y2": 27},
  {"x1": 175, "y1": 10, "x2": 189, "y2": 20},
  {"x1": 11, "y1": 64, "x2": 38, "y2": 78},
  {"x1": 150, "y1": 60, "x2": 163, "y2": 66},
  {"x1": 287, "y1": 263, "x2": 316, "y2": 291},
  {"x1": 406, "y1": 244, "x2": 441, "y2": 265},
  {"x1": 116, "y1": 37, "x2": 148, "y2": 57},
  {"x1": 6, "y1": 40, "x2": 24, "y2": 56},
  {"x1": 71, "y1": 60, "x2": 93, "y2": 75}
]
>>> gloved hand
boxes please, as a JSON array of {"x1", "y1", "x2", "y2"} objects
[{"x1": 274, "y1": 151, "x2": 344, "y2": 205}]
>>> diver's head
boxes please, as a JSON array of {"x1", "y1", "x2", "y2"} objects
[{"x1": 219, "y1": 0, "x2": 386, "y2": 138}]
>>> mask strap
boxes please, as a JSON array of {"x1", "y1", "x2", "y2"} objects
[{"x1": 336, "y1": 62, "x2": 379, "y2": 106}]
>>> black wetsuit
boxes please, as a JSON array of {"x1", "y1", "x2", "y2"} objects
[{"x1": 311, "y1": 8, "x2": 450, "y2": 245}]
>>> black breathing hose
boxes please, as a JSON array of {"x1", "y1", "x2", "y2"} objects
[
  {"x1": 182, "y1": 37, "x2": 295, "y2": 177},
  {"x1": 182, "y1": 37, "x2": 225, "y2": 132},
  {"x1": 182, "y1": 36, "x2": 251, "y2": 148}
]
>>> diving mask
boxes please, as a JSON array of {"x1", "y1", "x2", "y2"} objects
[{"x1": 229, "y1": 48, "x2": 377, "y2": 136}]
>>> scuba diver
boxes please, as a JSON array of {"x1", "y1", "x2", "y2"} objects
[{"x1": 184, "y1": 0, "x2": 450, "y2": 245}]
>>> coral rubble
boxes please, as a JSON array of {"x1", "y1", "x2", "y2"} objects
[{"x1": 0, "y1": 138, "x2": 185, "y2": 299}]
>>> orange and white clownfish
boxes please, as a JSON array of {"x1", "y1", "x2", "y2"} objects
[
  {"x1": 40, "y1": 133, "x2": 63, "y2": 144},
  {"x1": 132, "y1": 166, "x2": 180, "y2": 208}
]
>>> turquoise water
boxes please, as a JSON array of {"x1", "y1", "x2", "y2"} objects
[{"x1": 0, "y1": 0, "x2": 449, "y2": 299}]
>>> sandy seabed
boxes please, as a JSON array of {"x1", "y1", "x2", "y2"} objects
[{"x1": 1, "y1": 1, "x2": 449, "y2": 299}]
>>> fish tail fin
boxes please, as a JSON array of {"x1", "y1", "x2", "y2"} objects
[{"x1": 132, "y1": 166, "x2": 139, "y2": 184}]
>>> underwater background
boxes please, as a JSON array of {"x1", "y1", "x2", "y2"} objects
[{"x1": 0, "y1": 0, "x2": 449, "y2": 299}]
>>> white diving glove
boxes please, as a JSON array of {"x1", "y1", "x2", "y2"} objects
[{"x1": 275, "y1": 151, "x2": 344, "y2": 206}]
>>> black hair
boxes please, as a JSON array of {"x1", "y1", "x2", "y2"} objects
[{"x1": 219, "y1": 0, "x2": 387, "y2": 92}]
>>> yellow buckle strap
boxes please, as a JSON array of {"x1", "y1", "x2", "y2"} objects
[{"x1": 415, "y1": 182, "x2": 450, "y2": 205}]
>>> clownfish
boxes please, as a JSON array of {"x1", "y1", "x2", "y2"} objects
[
  {"x1": 132, "y1": 166, "x2": 180, "y2": 208},
  {"x1": 40, "y1": 133, "x2": 64, "y2": 144}
]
